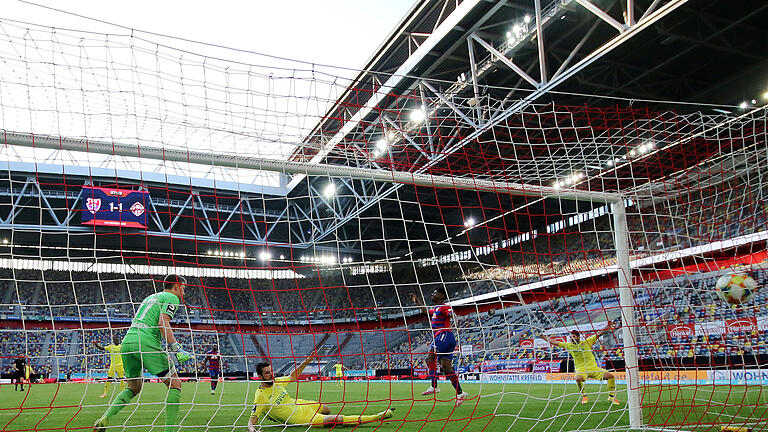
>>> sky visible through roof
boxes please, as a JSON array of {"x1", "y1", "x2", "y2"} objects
[{"x1": 0, "y1": 0, "x2": 416, "y2": 192}]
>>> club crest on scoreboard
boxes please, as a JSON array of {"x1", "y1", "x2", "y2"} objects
[
  {"x1": 130, "y1": 202, "x2": 145, "y2": 217},
  {"x1": 86, "y1": 198, "x2": 101, "y2": 214}
]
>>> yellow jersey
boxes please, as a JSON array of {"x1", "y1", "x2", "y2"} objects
[
  {"x1": 105, "y1": 344, "x2": 123, "y2": 367},
  {"x1": 334, "y1": 364, "x2": 343, "y2": 375},
  {"x1": 251, "y1": 376, "x2": 302, "y2": 424},
  {"x1": 557, "y1": 335, "x2": 599, "y2": 371}
]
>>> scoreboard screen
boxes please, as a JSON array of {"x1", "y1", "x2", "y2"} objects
[{"x1": 81, "y1": 187, "x2": 150, "y2": 228}]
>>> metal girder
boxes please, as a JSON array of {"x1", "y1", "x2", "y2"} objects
[
  {"x1": 469, "y1": 34, "x2": 539, "y2": 87},
  {"x1": 0, "y1": 177, "x2": 364, "y2": 253},
  {"x1": 307, "y1": 0, "x2": 688, "y2": 243},
  {"x1": 416, "y1": 0, "x2": 689, "y2": 171},
  {"x1": 575, "y1": 0, "x2": 628, "y2": 32},
  {"x1": 285, "y1": 0, "x2": 486, "y2": 190}
]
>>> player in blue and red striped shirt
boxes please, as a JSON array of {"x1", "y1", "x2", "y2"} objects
[
  {"x1": 203, "y1": 347, "x2": 221, "y2": 395},
  {"x1": 410, "y1": 288, "x2": 469, "y2": 406}
]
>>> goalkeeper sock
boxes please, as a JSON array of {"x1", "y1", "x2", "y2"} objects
[
  {"x1": 211, "y1": 380, "x2": 216, "y2": 391},
  {"x1": 103, "y1": 389, "x2": 136, "y2": 420},
  {"x1": 427, "y1": 360, "x2": 437, "y2": 388},
  {"x1": 164, "y1": 388, "x2": 181, "y2": 432},
  {"x1": 576, "y1": 381, "x2": 584, "y2": 396},
  {"x1": 607, "y1": 378, "x2": 616, "y2": 398},
  {"x1": 120, "y1": 380, "x2": 126, "y2": 391},
  {"x1": 342, "y1": 414, "x2": 380, "y2": 424},
  {"x1": 448, "y1": 373, "x2": 463, "y2": 394},
  {"x1": 104, "y1": 380, "x2": 110, "y2": 394}
]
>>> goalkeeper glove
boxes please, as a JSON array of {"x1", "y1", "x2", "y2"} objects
[{"x1": 169, "y1": 342, "x2": 193, "y2": 364}]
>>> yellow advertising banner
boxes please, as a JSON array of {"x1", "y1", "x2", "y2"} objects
[{"x1": 546, "y1": 370, "x2": 707, "y2": 382}]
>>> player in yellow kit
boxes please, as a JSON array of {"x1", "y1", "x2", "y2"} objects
[
  {"x1": 333, "y1": 363, "x2": 348, "y2": 387},
  {"x1": 248, "y1": 351, "x2": 393, "y2": 430},
  {"x1": 93, "y1": 336, "x2": 126, "y2": 397},
  {"x1": 542, "y1": 321, "x2": 620, "y2": 405}
]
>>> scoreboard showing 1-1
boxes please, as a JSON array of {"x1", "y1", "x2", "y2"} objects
[{"x1": 81, "y1": 186, "x2": 150, "y2": 228}]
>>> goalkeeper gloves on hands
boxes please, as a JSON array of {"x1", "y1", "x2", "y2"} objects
[{"x1": 169, "y1": 342, "x2": 193, "y2": 364}]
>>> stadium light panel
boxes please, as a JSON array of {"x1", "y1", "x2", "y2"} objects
[
  {"x1": 279, "y1": 254, "x2": 285, "y2": 260},
  {"x1": 465, "y1": 217, "x2": 476, "y2": 227},
  {"x1": 323, "y1": 183, "x2": 336, "y2": 198},
  {"x1": 739, "y1": 101, "x2": 748, "y2": 109},
  {"x1": 258, "y1": 252, "x2": 270, "y2": 261},
  {"x1": 512, "y1": 25, "x2": 521, "y2": 33},
  {"x1": 524, "y1": 15, "x2": 531, "y2": 23},
  {"x1": 763, "y1": 91, "x2": 768, "y2": 100},
  {"x1": 410, "y1": 106, "x2": 426, "y2": 123}
]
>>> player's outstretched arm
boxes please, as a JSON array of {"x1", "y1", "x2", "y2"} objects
[
  {"x1": 247, "y1": 415, "x2": 264, "y2": 432},
  {"x1": 289, "y1": 349, "x2": 317, "y2": 381},
  {"x1": 159, "y1": 313, "x2": 192, "y2": 364},
  {"x1": 92, "y1": 340, "x2": 106, "y2": 351},
  {"x1": 541, "y1": 335, "x2": 559, "y2": 346},
  {"x1": 597, "y1": 320, "x2": 620, "y2": 338},
  {"x1": 409, "y1": 292, "x2": 430, "y2": 316}
]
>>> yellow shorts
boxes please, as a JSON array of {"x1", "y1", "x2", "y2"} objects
[
  {"x1": 108, "y1": 364, "x2": 125, "y2": 378},
  {"x1": 288, "y1": 405, "x2": 325, "y2": 426},
  {"x1": 295, "y1": 399, "x2": 323, "y2": 414},
  {"x1": 576, "y1": 367, "x2": 609, "y2": 380},
  {"x1": 336, "y1": 373, "x2": 343, "y2": 378}
]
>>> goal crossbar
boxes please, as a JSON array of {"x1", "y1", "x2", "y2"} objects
[{"x1": 2, "y1": 130, "x2": 620, "y2": 202}]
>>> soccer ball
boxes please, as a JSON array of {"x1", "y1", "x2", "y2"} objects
[{"x1": 714, "y1": 273, "x2": 758, "y2": 304}]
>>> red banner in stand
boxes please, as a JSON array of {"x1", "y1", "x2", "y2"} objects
[
  {"x1": 726, "y1": 317, "x2": 758, "y2": 333},
  {"x1": 520, "y1": 339, "x2": 534, "y2": 348},
  {"x1": 666, "y1": 323, "x2": 695, "y2": 339}
]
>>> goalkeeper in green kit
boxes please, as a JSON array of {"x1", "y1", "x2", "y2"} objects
[{"x1": 94, "y1": 274, "x2": 193, "y2": 432}]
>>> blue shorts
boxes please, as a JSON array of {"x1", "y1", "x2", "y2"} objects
[
  {"x1": 209, "y1": 369, "x2": 220, "y2": 379},
  {"x1": 430, "y1": 331, "x2": 456, "y2": 360}
]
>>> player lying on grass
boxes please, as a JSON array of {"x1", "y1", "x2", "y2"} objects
[
  {"x1": 541, "y1": 321, "x2": 620, "y2": 405},
  {"x1": 248, "y1": 350, "x2": 393, "y2": 430},
  {"x1": 93, "y1": 336, "x2": 126, "y2": 397},
  {"x1": 410, "y1": 288, "x2": 469, "y2": 406},
  {"x1": 94, "y1": 274, "x2": 194, "y2": 432}
]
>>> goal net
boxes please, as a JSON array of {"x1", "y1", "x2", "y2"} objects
[{"x1": 0, "y1": 13, "x2": 767, "y2": 432}]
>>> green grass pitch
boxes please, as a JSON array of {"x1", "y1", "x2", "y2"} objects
[{"x1": 1, "y1": 381, "x2": 766, "y2": 431}]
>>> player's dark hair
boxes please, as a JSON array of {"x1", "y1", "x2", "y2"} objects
[
  {"x1": 256, "y1": 362, "x2": 271, "y2": 377},
  {"x1": 570, "y1": 330, "x2": 580, "y2": 336},
  {"x1": 434, "y1": 287, "x2": 447, "y2": 299},
  {"x1": 163, "y1": 274, "x2": 186, "y2": 291}
]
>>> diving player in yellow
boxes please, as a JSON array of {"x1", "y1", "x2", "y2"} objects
[
  {"x1": 248, "y1": 350, "x2": 393, "y2": 431},
  {"x1": 333, "y1": 363, "x2": 348, "y2": 387},
  {"x1": 542, "y1": 321, "x2": 620, "y2": 405},
  {"x1": 93, "y1": 336, "x2": 126, "y2": 397}
]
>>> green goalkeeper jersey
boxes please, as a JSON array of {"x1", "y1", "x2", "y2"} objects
[{"x1": 125, "y1": 291, "x2": 180, "y2": 347}]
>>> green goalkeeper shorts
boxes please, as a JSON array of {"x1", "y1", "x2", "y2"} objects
[{"x1": 120, "y1": 333, "x2": 172, "y2": 378}]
